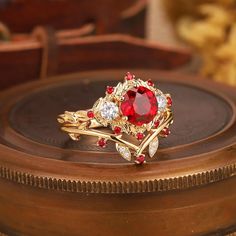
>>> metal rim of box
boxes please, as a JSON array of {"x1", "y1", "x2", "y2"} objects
[{"x1": 0, "y1": 163, "x2": 236, "y2": 194}]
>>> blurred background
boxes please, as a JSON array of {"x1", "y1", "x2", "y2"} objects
[
  {"x1": 0, "y1": 0, "x2": 236, "y2": 90},
  {"x1": 149, "y1": 0, "x2": 236, "y2": 86}
]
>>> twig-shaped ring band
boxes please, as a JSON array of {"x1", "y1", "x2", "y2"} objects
[{"x1": 58, "y1": 72, "x2": 173, "y2": 164}]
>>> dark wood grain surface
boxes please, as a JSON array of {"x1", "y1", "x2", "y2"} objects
[{"x1": 0, "y1": 69, "x2": 235, "y2": 236}]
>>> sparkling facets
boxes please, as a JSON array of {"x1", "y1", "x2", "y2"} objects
[
  {"x1": 116, "y1": 144, "x2": 131, "y2": 161},
  {"x1": 156, "y1": 94, "x2": 167, "y2": 112},
  {"x1": 100, "y1": 101, "x2": 119, "y2": 120},
  {"x1": 148, "y1": 137, "x2": 159, "y2": 158},
  {"x1": 121, "y1": 86, "x2": 158, "y2": 126}
]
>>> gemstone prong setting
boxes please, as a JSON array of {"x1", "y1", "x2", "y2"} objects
[{"x1": 58, "y1": 73, "x2": 173, "y2": 164}]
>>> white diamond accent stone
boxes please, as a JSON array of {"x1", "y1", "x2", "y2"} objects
[
  {"x1": 100, "y1": 102, "x2": 119, "y2": 120},
  {"x1": 148, "y1": 137, "x2": 159, "y2": 158},
  {"x1": 116, "y1": 144, "x2": 131, "y2": 161},
  {"x1": 156, "y1": 94, "x2": 167, "y2": 112}
]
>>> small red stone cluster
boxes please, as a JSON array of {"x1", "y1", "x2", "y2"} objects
[
  {"x1": 106, "y1": 86, "x2": 114, "y2": 94},
  {"x1": 97, "y1": 138, "x2": 107, "y2": 148},
  {"x1": 161, "y1": 127, "x2": 171, "y2": 136},
  {"x1": 113, "y1": 126, "x2": 121, "y2": 134},
  {"x1": 87, "y1": 110, "x2": 94, "y2": 118},
  {"x1": 167, "y1": 96, "x2": 172, "y2": 107},
  {"x1": 136, "y1": 132, "x2": 145, "y2": 140},
  {"x1": 125, "y1": 71, "x2": 135, "y2": 80},
  {"x1": 135, "y1": 154, "x2": 146, "y2": 165}
]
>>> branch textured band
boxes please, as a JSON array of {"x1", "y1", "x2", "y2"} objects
[{"x1": 58, "y1": 72, "x2": 173, "y2": 164}]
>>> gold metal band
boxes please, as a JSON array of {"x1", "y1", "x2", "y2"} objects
[
  {"x1": 59, "y1": 109, "x2": 173, "y2": 155},
  {"x1": 57, "y1": 72, "x2": 173, "y2": 164}
]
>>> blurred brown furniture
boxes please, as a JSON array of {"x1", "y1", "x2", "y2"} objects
[
  {"x1": 0, "y1": 31, "x2": 190, "y2": 90},
  {"x1": 0, "y1": 0, "x2": 147, "y2": 35},
  {"x1": 0, "y1": 0, "x2": 191, "y2": 90},
  {"x1": 0, "y1": 69, "x2": 236, "y2": 236}
]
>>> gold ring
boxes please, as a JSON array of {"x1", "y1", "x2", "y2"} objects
[{"x1": 57, "y1": 72, "x2": 173, "y2": 164}]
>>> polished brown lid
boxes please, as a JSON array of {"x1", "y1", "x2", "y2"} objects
[{"x1": 0, "y1": 69, "x2": 235, "y2": 193}]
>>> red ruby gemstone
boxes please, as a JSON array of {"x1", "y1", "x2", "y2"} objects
[
  {"x1": 136, "y1": 132, "x2": 144, "y2": 140},
  {"x1": 167, "y1": 97, "x2": 172, "y2": 106},
  {"x1": 161, "y1": 127, "x2": 170, "y2": 136},
  {"x1": 154, "y1": 120, "x2": 160, "y2": 128},
  {"x1": 135, "y1": 155, "x2": 145, "y2": 164},
  {"x1": 113, "y1": 126, "x2": 121, "y2": 134},
  {"x1": 87, "y1": 110, "x2": 94, "y2": 118},
  {"x1": 121, "y1": 86, "x2": 158, "y2": 126},
  {"x1": 147, "y1": 79, "x2": 154, "y2": 86},
  {"x1": 97, "y1": 138, "x2": 107, "y2": 148},
  {"x1": 125, "y1": 72, "x2": 135, "y2": 80},
  {"x1": 106, "y1": 86, "x2": 114, "y2": 94}
]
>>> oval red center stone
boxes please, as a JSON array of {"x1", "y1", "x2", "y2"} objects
[{"x1": 121, "y1": 86, "x2": 158, "y2": 126}]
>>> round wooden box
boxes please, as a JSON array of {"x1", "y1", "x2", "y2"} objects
[{"x1": 0, "y1": 70, "x2": 236, "y2": 236}]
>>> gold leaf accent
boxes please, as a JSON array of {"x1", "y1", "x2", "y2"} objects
[
  {"x1": 114, "y1": 82, "x2": 124, "y2": 97},
  {"x1": 78, "y1": 122, "x2": 88, "y2": 130},
  {"x1": 68, "y1": 133, "x2": 80, "y2": 141}
]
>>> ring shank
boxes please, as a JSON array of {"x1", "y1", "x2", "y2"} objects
[{"x1": 60, "y1": 110, "x2": 173, "y2": 154}]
